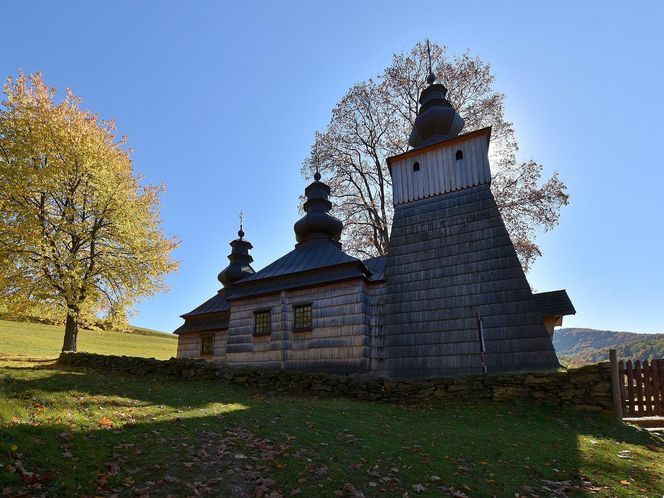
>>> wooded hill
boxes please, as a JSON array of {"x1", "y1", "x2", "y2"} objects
[{"x1": 554, "y1": 328, "x2": 664, "y2": 367}]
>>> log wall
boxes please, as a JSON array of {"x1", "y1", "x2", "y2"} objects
[
  {"x1": 176, "y1": 330, "x2": 228, "y2": 360},
  {"x1": 224, "y1": 280, "x2": 383, "y2": 373}
]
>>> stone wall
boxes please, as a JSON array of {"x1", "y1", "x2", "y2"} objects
[{"x1": 58, "y1": 352, "x2": 614, "y2": 413}]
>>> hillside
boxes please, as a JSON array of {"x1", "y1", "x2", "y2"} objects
[
  {"x1": 554, "y1": 327, "x2": 664, "y2": 366},
  {"x1": 0, "y1": 319, "x2": 177, "y2": 360}
]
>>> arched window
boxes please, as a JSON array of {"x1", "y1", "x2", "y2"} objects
[
  {"x1": 413, "y1": 161, "x2": 420, "y2": 172},
  {"x1": 455, "y1": 150, "x2": 463, "y2": 160}
]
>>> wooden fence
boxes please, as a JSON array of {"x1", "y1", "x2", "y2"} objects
[{"x1": 617, "y1": 358, "x2": 664, "y2": 417}]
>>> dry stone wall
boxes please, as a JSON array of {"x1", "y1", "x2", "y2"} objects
[{"x1": 58, "y1": 352, "x2": 613, "y2": 413}]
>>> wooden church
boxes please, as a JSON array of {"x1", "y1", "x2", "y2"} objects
[{"x1": 174, "y1": 69, "x2": 575, "y2": 378}]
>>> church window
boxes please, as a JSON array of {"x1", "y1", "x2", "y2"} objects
[
  {"x1": 412, "y1": 161, "x2": 420, "y2": 172},
  {"x1": 293, "y1": 303, "x2": 313, "y2": 332},
  {"x1": 200, "y1": 335, "x2": 213, "y2": 355},
  {"x1": 254, "y1": 309, "x2": 272, "y2": 335},
  {"x1": 455, "y1": 149, "x2": 463, "y2": 160}
]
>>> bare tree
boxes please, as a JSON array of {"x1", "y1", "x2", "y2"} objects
[{"x1": 303, "y1": 41, "x2": 569, "y2": 270}]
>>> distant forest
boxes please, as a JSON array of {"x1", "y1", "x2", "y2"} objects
[{"x1": 554, "y1": 328, "x2": 664, "y2": 367}]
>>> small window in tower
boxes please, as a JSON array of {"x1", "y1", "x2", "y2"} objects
[
  {"x1": 455, "y1": 150, "x2": 464, "y2": 160},
  {"x1": 254, "y1": 309, "x2": 272, "y2": 336},
  {"x1": 201, "y1": 335, "x2": 213, "y2": 355},
  {"x1": 293, "y1": 303, "x2": 313, "y2": 332},
  {"x1": 412, "y1": 161, "x2": 420, "y2": 172}
]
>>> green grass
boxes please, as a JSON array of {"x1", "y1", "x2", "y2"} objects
[
  {"x1": 0, "y1": 359, "x2": 662, "y2": 497},
  {"x1": 0, "y1": 319, "x2": 177, "y2": 360}
]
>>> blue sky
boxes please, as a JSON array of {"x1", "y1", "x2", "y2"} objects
[{"x1": 2, "y1": 1, "x2": 663, "y2": 333}]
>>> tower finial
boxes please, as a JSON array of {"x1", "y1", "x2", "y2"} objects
[
  {"x1": 426, "y1": 39, "x2": 436, "y2": 85},
  {"x1": 314, "y1": 156, "x2": 321, "y2": 182},
  {"x1": 238, "y1": 211, "x2": 244, "y2": 239}
]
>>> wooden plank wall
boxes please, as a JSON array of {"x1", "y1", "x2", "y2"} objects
[
  {"x1": 176, "y1": 330, "x2": 228, "y2": 360},
  {"x1": 391, "y1": 133, "x2": 490, "y2": 205},
  {"x1": 619, "y1": 358, "x2": 664, "y2": 417},
  {"x1": 176, "y1": 333, "x2": 199, "y2": 359},
  {"x1": 225, "y1": 280, "x2": 374, "y2": 373}
]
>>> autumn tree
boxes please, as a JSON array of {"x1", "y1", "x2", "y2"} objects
[
  {"x1": 0, "y1": 72, "x2": 178, "y2": 351},
  {"x1": 303, "y1": 41, "x2": 569, "y2": 271}
]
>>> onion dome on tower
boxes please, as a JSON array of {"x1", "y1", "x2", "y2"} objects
[
  {"x1": 217, "y1": 219, "x2": 255, "y2": 286},
  {"x1": 293, "y1": 171, "x2": 343, "y2": 247},
  {"x1": 408, "y1": 49, "x2": 465, "y2": 148}
]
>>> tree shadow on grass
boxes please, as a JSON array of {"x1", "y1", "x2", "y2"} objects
[
  {"x1": 1, "y1": 364, "x2": 663, "y2": 497},
  {"x1": 0, "y1": 366, "x2": 240, "y2": 409},
  {"x1": 0, "y1": 357, "x2": 59, "y2": 369}
]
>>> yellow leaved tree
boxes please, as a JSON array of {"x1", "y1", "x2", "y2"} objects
[{"x1": 0, "y1": 72, "x2": 178, "y2": 351}]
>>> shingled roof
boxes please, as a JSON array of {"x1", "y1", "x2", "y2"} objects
[
  {"x1": 174, "y1": 312, "x2": 229, "y2": 334},
  {"x1": 174, "y1": 290, "x2": 231, "y2": 334},
  {"x1": 532, "y1": 290, "x2": 576, "y2": 317},
  {"x1": 181, "y1": 292, "x2": 230, "y2": 318},
  {"x1": 363, "y1": 255, "x2": 386, "y2": 281},
  {"x1": 238, "y1": 240, "x2": 365, "y2": 282}
]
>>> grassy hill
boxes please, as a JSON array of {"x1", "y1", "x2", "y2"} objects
[
  {"x1": 554, "y1": 328, "x2": 664, "y2": 367},
  {"x1": 0, "y1": 319, "x2": 177, "y2": 360}
]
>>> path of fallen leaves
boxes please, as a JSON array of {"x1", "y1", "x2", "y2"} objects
[
  {"x1": 3, "y1": 425, "x2": 287, "y2": 498},
  {"x1": 1, "y1": 420, "x2": 623, "y2": 498},
  {"x1": 4, "y1": 426, "x2": 614, "y2": 498},
  {"x1": 98, "y1": 426, "x2": 289, "y2": 498}
]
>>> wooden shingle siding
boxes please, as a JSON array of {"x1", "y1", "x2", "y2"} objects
[
  {"x1": 224, "y1": 280, "x2": 375, "y2": 373},
  {"x1": 176, "y1": 330, "x2": 228, "y2": 360},
  {"x1": 378, "y1": 182, "x2": 558, "y2": 378},
  {"x1": 176, "y1": 333, "x2": 200, "y2": 359}
]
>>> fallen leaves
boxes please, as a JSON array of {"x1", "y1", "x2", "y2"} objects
[{"x1": 98, "y1": 416, "x2": 114, "y2": 428}]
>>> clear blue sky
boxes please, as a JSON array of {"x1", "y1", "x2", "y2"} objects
[{"x1": 2, "y1": 1, "x2": 662, "y2": 334}]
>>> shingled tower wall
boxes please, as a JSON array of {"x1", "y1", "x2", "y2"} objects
[{"x1": 377, "y1": 77, "x2": 559, "y2": 378}]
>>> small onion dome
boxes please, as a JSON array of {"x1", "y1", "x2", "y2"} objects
[
  {"x1": 408, "y1": 83, "x2": 464, "y2": 149},
  {"x1": 217, "y1": 228, "x2": 255, "y2": 286},
  {"x1": 294, "y1": 176, "x2": 343, "y2": 244}
]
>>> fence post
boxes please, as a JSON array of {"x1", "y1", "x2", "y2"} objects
[{"x1": 610, "y1": 349, "x2": 623, "y2": 422}]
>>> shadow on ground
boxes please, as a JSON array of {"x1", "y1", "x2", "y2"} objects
[{"x1": 1, "y1": 361, "x2": 662, "y2": 497}]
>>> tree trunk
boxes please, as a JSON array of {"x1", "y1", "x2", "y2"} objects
[{"x1": 62, "y1": 305, "x2": 80, "y2": 352}]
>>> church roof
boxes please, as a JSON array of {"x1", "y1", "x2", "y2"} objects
[
  {"x1": 226, "y1": 261, "x2": 371, "y2": 301},
  {"x1": 181, "y1": 291, "x2": 230, "y2": 318},
  {"x1": 175, "y1": 290, "x2": 231, "y2": 334},
  {"x1": 174, "y1": 312, "x2": 229, "y2": 334},
  {"x1": 225, "y1": 169, "x2": 379, "y2": 298},
  {"x1": 532, "y1": 290, "x2": 576, "y2": 317},
  {"x1": 363, "y1": 255, "x2": 386, "y2": 281},
  {"x1": 175, "y1": 171, "x2": 385, "y2": 332},
  {"x1": 238, "y1": 240, "x2": 365, "y2": 282}
]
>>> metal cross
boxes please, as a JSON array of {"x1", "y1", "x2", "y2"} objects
[{"x1": 314, "y1": 156, "x2": 321, "y2": 181}]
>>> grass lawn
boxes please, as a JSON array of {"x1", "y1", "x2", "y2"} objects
[
  {"x1": 0, "y1": 359, "x2": 662, "y2": 497},
  {"x1": 0, "y1": 319, "x2": 177, "y2": 360}
]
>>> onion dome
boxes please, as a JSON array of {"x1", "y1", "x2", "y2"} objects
[
  {"x1": 408, "y1": 71, "x2": 464, "y2": 149},
  {"x1": 294, "y1": 171, "x2": 343, "y2": 245},
  {"x1": 217, "y1": 224, "x2": 255, "y2": 286}
]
